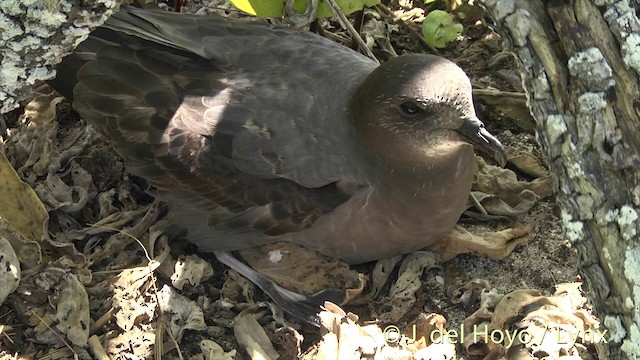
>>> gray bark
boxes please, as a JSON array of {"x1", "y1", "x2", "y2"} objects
[
  {"x1": 0, "y1": 0, "x2": 121, "y2": 113},
  {"x1": 477, "y1": 0, "x2": 640, "y2": 358}
]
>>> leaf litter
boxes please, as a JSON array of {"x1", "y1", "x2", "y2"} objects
[{"x1": 0, "y1": 2, "x2": 593, "y2": 359}]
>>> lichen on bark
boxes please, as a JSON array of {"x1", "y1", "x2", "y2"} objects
[
  {"x1": 0, "y1": 0, "x2": 121, "y2": 113},
  {"x1": 477, "y1": 0, "x2": 640, "y2": 358}
]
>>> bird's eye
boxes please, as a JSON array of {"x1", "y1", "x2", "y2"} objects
[{"x1": 399, "y1": 101, "x2": 421, "y2": 116}]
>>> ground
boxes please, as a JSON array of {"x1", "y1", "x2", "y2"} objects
[{"x1": 0, "y1": 1, "x2": 600, "y2": 359}]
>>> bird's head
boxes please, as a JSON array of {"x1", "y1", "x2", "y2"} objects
[{"x1": 351, "y1": 54, "x2": 506, "y2": 172}]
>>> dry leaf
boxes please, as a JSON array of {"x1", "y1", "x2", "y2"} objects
[
  {"x1": 473, "y1": 156, "x2": 554, "y2": 204},
  {"x1": 105, "y1": 327, "x2": 155, "y2": 358},
  {"x1": 34, "y1": 173, "x2": 89, "y2": 213},
  {"x1": 353, "y1": 255, "x2": 402, "y2": 304},
  {"x1": 447, "y1": 278, "x2": 491, "y2": 307},
  {"x1": 233, "y1": 313, "x2": 280, "y2": 360},
  {"x1": 462, "y1": 283, "x2": 600, "y2": 358},
  {"x1": 0, "y1": 152, "x2": 47, "y2": 268},
  {"x1": 0, "y1": 236, "x2": 20, "y2": 305},
  {"x1": 306, "y1": 303, "x2": 455, "y2": 359},
  {"x1": 113, "y1": 265, "x2": 157, "y2": 332},
  {"x1": 171, "y1": 254, "x2": 214, "y2": 290},
  {"x1": 158, "y1": 285, "x2": 207, "y2": 341},
  {"x1": 376, "y1": 251, "x2": 440, "y2": 323},
  {"x1": 470, "y1": 189, "x2": 539, "y2": 217},
  {"x1": 507, "y1": 149, "x2": 549, "y2": 178},
  {"x1": 240, "y1": 242, "x2": 360, "y2": 296},
  {"x1": 18, "y1": 91, "x2": 64, "y2": 126},
  {"x1": 428, "y1": 223, "x2": 534, "y2": 261},
  {"x1": 56, "y1": 272, "x2": 90, "y2": 346},
  {"x1": 200, "y1": 339, "x2": 237, "y2": 360}
]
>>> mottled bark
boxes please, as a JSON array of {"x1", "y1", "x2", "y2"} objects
[
  {"x1": 477, "y1": 0, "x2": 640, "y2": 358},
  {"x1": 0, "y1": 0, "x2": 121, "y2": 113}
]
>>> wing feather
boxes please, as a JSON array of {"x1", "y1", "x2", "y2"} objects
[{"x1": 65, "y1": 9, "x2": 372, "y2": 235}]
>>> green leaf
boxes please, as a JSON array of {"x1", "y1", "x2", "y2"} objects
[
  {"x1": 421, "y1": 10, "x2": 464, "y2": 48},
  {"x1": 424, "y1": 0, "x2": 438, "y2": 4},
  {"x1": 229, "y1": 0, "x2": 380, "y2": 18}
]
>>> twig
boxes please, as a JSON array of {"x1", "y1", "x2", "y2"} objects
[
  {"x1": 469, "y1": 192, "x2": 489, "y2": 216},
  {"x1": 88, "y1": 335, "x2": 110, "y2": 360},
  {"x1": 29, "y1": 310, "x2": 78, "y2": 360},
  {"x1": 376, "y1": 3, "x2": 439, "y2": 54},
  {"x1": 325, "y1": 0, "x2": 379, "y2": 63},
  {"x1": 89, "y1": 307, "x2": 114, "y2": 335}
]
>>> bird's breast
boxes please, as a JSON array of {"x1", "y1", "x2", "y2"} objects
[{"x1": 291, "y1": 150, "x2": 477, "y2": 264}]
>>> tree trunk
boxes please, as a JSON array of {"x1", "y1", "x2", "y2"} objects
[
  {"x1": 0, "y1": 1, "x2": 120, "y2": 113},
  {"x1": 476, "y1": 0, "x2": 640, "y2": 358}
]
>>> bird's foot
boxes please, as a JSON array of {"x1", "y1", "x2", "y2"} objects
[{"x1": 214, "y1": 251, "x2": 345, "y2": 327}]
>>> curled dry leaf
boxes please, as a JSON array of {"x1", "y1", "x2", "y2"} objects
[
  {"x1": 233, "y1": 313, "x2": 279, "y2": 360},
  {"x1": 97, "y1": 188, "x2": 118, "y2": 218},
  {"x1": 221, "y1": 268, "x2": 257, "y2": 303},
  {"x1": 462, "y1": 289, "x2": 505, "y2": 356},
  {"x1": 447, "y1": 278, "x2": 491, "y2": 307},
  {"x1": 352, "y1": 255, "x2": 402, "y2": 304},
  {"x1": 392, "y1": 6, "x2": 425, "y2": 22},
  {"x1": 10, "y1": 113, "x2": 60, "y2": 183},
  {"x1": 105, "y1": 327, "x2": 155, "y2": 358},
  {"x1": 0, "y1": 152, "x2": 47, "y2": 269},
  {"x1": 306, "y1": 303, "x2": 455, "y2": 360},
  {"x1": 27, "y1": 268, "x2": 90, "y2": 346},
  {"x1": 428, "y1": 223, "x2": 534, "y2": 261},
  {"x1": 55, "y1": 272, "x2": 90, "y2": 346},
  {"x1": 69, "y1": 160, "x2": 94, "y2": 190},
  {"x1": 402, "y1": 313, "x2": 448, "y2": 352},
  {"x1": 270, "y1": 325, "x2": 304, "y2": 359},
  {"x1": 200, "y1": 339, "x2": 237, "y2": 360},
  {"x1": 77, "y1": 206, "x2": 150, "y2": 239},
  {"x1": 86, "y1": 201, "x2": 160, "y2": 264},
  {"x1": 469, "y1": 189, "x2": 539, "y2": 218},
  {"x1": 472, "y1": 90, "x2": 535, "y2": 132},
  {"x1": 171, "y1": 254, "x2": 214, "y2": 290},
  {"x1": 34, "y1": 173, "x2": 89, "y2": 213},
  {"x1": 7, "y1": 91, "x2": 95, "y2": 185},
  {"x1": 158, "y1": 285, "x2": 207, "y2": 341},
  {"x1": 376, "y1": 251, "x2": 440, "y2": 323},
  {"x1": 489, "y1": 289, "x2": 549, "y2": 329},
  {"x1": 472, "y1": 156, "x2": 554, "y2": 207},
  {"x1": 313, "y1": 303, "x2": 384, "y2": 359},
  {"x1": 361, "y1": 12, "x2": 399, "y2": 57},
  {"x1": 507, "y1": 148, "x2": 550, "y2": 178},
  {"x1": 0, "y1": 218, "x2": 41, "y2": 272},
  {"x1": 113, "y1": 266, "x2": 157, "y2": 332},
  {"x1": 239, "y1": 242, "x2": 361, "y2": 296},
  {"x1": 0, "y1": 236, "x2": 20, "y2": 305},
  {"x1": 462, "y1": 282, "x2": 601, "y2": 359},
  {"x1": 343, "y1": 273, "x2": 368, "y2": 304},
  {"x1": 18, "y1": 91, "x2": 64, "y2": 127}
]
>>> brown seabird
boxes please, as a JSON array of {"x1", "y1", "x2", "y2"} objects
[{"x1": 50, "y1": 6, "x2": 506, "y2": 325}]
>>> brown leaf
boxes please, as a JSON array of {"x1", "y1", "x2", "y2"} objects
[
  {"x1": 428, "y1": 223, "x2": 535, "y2": 261},
  {"x1": 239, "y1": 242, "x2": 361, "y2": 296}
]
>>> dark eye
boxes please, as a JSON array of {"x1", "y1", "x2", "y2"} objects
[{"x1": 399, "y1": 101, "x2": 421, "y2": 116}]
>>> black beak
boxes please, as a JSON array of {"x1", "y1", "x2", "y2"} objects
[{"x1": 457, "y1": 117, "x2": 507, "y2": 167}]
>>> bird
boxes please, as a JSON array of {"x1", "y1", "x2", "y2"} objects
[{"x1": 50, "y1": 6, "x2": 506, "y2": 325}]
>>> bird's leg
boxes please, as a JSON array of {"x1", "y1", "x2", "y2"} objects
[{"x1": 213, "y1": 251, "x2": 345, "y2": 327}]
